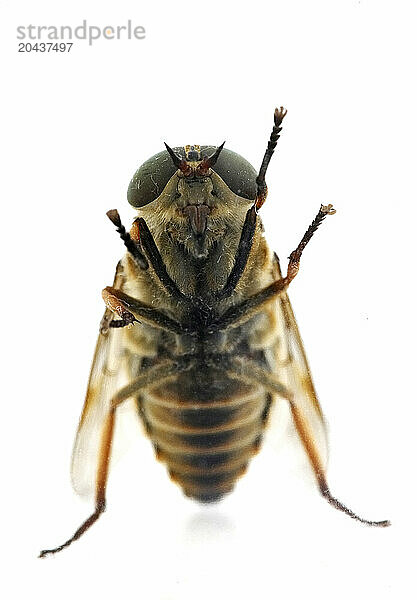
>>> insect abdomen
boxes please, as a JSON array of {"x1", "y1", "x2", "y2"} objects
[{"x1": 140, "y1": 369, "x2": 271, "y2": 503}]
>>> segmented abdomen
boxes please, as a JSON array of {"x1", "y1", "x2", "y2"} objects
[{"x1": 139, "y1": 367, "x2": 272, "y2": 503}]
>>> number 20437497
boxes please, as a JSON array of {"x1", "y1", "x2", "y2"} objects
[{"x1": 18, "y1": 42, "x2": 73, "y2": 52}]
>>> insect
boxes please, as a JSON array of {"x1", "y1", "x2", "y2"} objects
[{"x1": 40, "y1": 108, "x2": 390, "y2": 557}]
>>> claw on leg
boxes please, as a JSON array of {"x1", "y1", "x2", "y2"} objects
[
  {"x1": 319, "y1": 482, "x2": 390, "y2": 528},
  {"x1": 101, "y1": 287, "x2": 140, "y2": 333},
  {"x1": 39, "y1": 501, "x2": 106, "y2": 558}
]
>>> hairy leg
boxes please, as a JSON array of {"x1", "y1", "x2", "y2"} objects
[
  {"x1": 209, "y1": 204, "x2": 336, "y2": 334},
  {"x1": 102, "y1": 287, "x2": 187, "y2": 335},
  {"x1": 39, "y1": 360, "x2": 192, "y2": 557},
  {"x1": 211, "y1": 356, "x2": 390, "y2": 528}
]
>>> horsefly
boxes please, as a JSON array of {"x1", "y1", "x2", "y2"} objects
[{"x1": 40, "y1": 108, "x2": 390, "y2": 557}]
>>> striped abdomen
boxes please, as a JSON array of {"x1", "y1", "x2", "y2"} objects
[{"x1": 139, "y1": 368, "x2": 272, "y2": 502}]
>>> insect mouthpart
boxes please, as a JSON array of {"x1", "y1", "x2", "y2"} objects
[{"x1": 183, "y1": 204, "x2": 211, "y2": 236}]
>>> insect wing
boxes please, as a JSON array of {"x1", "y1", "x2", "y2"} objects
[
  {"x1": 71, "y1": 308, "x2": 129, "y2": 500},
  {"x1": 272, "y1": 261, "x2": 329, "y2": 475}
]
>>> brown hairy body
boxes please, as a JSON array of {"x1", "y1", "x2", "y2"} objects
[
  {"x1": 39, "y1": 109, "x2": 389, "y2": 558},
  {"x1": 121, "y1": 217, "x2": 278, "y2": 502}
]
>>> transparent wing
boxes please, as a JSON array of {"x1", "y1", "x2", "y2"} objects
[
  {"x1": 71, "y1": 265, "x2": 129, "y2": 499},
  {"x1": 270, "y1": 258, "x2": 328, "y2": 474}
]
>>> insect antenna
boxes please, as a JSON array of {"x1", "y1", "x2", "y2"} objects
[
  {"x1": 106, "y1": 209, "x2": 148, "y2": 270},
  {"x1": 256, "y1": 106, "x2": 287, "y2": 210},
  {"x1": 164, "y1": 142, "x2": 192, "y2": 175},
  {"x1": 205, "y1": 141, "x2": 225, "y2": 167},
  {"x1": 197, "y1": 142, "x2": 226, "y2": 175}
]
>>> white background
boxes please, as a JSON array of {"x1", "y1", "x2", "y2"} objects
[{"x1": 1, "y1": 1, "x2": 416, "y2": 598}]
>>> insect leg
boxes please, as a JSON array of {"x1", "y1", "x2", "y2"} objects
[
  {"x1": 135, "y1": 218, "x2": 192, "y2": 306},
  {"x1": 209, "y1": 205, "x2": 336, "y2": 334},
  {"x1": 102, "y1": 287, "x2": 187, "y2": 335},
  {"x1": 106, "y1": 209, "x2": 148, "y2": 269},
  {"x1": 39, "y1": 360, "x2": 190, "y2": 557},
  {"x1": 256, "y1": 106, "x2": 287, "y2": 209},
  {"x1": 284, "y1": 203, "x2": 336, "y2": 285},
  {"x1": 214, "y1": 206, "x2": 257, "y2": 301},
  {"x1": 215, "y1": 357, "x2": 390, "y2": 528},
  {"x1": 39, "y1": 409, "x2": 114, "y2": 557}
]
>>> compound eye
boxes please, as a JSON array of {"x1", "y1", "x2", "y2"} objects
[
  {"x1": 127, "y1": 148, "x2": 184, "y2": 208},
  {"x1": 199, "y1": 146, "x2": 258, "y2": 201}
]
